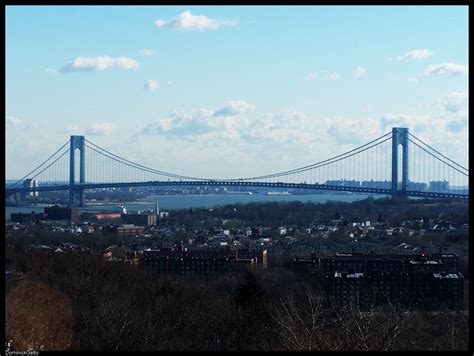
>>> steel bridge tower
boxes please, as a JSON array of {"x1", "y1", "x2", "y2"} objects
[
  {"x1": 391, "y1": 127, "x2": 409, "y2": 198},
  {"x1": 69, "y1": 135, "x2": 86, "y2": 207}
]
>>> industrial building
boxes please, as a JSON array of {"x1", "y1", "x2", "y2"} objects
[
  {"x1": 44, "y1": 205, "x2": 80, "y2": 222},
  {"x1": 122, "y1": 213, "x2": 157, "y2": 227},
  {"x1": 109, "y1": 224, "x2": 145, "y2": 236},
  {"x1": 10, "y1": 212, "x2": 45, "y2": 223}
]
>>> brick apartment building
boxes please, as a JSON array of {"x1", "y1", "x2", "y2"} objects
[
  {"x1": 292, "y1": 251, "x2": 463, "y2": 310},
  {"x1": 326, "y1": 269, "x2": 464, "y2": 310},
  {"x1": 141, "y1": 246, "x2": 268, "y2": 275}
]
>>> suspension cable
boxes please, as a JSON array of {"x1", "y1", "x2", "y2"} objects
[
  {"x1": 242, "y1": 135, "x2": 392, "y2": 181},
  {"x1": 408, "y1": 138, "x2": 468, "y2": 177},
  {"x1": 240, "y1": 132, "x2": 392, "y2": 181},
  {"x1": 408, "y1": 132, "x2": 468, "y2": 172},
  {"x1": 29, "y1": 148, "x2": 70, "y2": 182},
  {"x1": 8, "y1": 140, "x2": 70, "y2": 187},
  {"x1": 84, "y1": 142, "x2": 208, "y2": 181},
  {"x1": 85, "y1": 133, "x2": 391, "y2": 182}
]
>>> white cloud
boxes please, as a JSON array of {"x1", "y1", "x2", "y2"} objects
[
  {"x1": 60, "y1": 55, "x2": 139, "y2": 73},
  {"x1": 398, "y1": 48, "x2": 433, "y2": 61},
  {"x1": 213, "y1": 100, "x2": 255, "y2": 117},
  {"x1": 446, "y1": 112, "x2": 468, "y2": 133},
  {"x1": 326, "y1": 116, "x2": 381, "y2": 145},
  {"x1": 140, "y1": 108, "x2": 215, "y2": 137},
  {"x1": 426, "y1": 63, "x2": 468, "y2": 77},
  {"x1": 43, "y1": 103, "x2": 467, "y2": 181},
  {"x1": 354, "y1": 66, "x2": 367, "y2": 79},
  {"x1": 407, "y1": 77, "x2": 419, "y2": 84},
  {"x1": 144, "y1": 79, "x2": 159, "y2": 91},
  {"x1": 138, "y1": 48, "x2": 156, "y2": 56},
  {"x1": 380, "y1": 113, "x2": 434, "y2": 134},
  {"x1": 64, "y1": 123, "x2": 114, "y2": 136},
  {"x1": 304, "y1": 72, "x2": 318, "y2": 83},
  {"x1": 85, "y1": 122, "x2": 114, "y2": 136},
  {"x1": 326, "y1": 72, "x2": 340, "y2": 81},
  {"x1": 381, "y1": 112, "x2": 468, "y2": 168},
  {"x1": 438, "y1": 91, "x2": 468, "y2": 113},
  {"x1": 155, "y1": 10, "x2": 238, "y2": 31},
  {"x1": 6, "y1": 116, "x2": 24, "y2": 126},
  {"x1": 65, "y1": 124, "x2": 80, "y2": 134}
]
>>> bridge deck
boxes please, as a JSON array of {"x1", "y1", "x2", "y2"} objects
[{"x1": 5, "y1": 180, "x2": 469, "y2": 200}]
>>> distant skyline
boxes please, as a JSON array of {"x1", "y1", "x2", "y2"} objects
[{"x1": 6, "y1": 5, "x2": 468, "y2": 179}]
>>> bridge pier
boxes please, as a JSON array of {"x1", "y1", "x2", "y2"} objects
[
  {"x1": 391, "y1": 127, "x2": 409, "y2": 199},
  {"x1": 69, "y1": 135, "x2": 86, "y2": 207}
]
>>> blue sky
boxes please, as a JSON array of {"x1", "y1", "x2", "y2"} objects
[{"x1": 6, "y1": 5, "x2": 468, "y2": 180}]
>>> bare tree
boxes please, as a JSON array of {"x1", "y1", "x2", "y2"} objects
[{"x1": 272, "y1": 288, "x2": 333, "y2": 350}]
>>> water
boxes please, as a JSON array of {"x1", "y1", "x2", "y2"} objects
[{"x1": 5, "y1": 193, "x2": 387, "y2": 220}]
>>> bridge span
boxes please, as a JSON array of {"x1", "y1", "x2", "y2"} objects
[
  {"x1": 5, "y1": 180, "x2": 468, "y2": 201},
  {"x1": 6, "y1": 127, "x2": 469, "y2": 206}
]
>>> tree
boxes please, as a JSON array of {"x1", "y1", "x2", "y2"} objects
[
  {"x1": 377, "y1": 212, "x2": 383, "y2": 223},
  {"x1": 272, "y1": 289, "x2": 329, "y2": 351}
]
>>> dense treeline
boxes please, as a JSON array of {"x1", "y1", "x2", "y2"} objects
[
  {"x1": 166, "y1": 197, "x2": 469, "y2": 229},
  {"x1": 5, "y1": 242, "x2": 469, "y2": 351}
]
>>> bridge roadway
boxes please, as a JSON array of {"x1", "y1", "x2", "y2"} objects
[{"x1": 5, "y1": 180, "x2": 469, "y2": 200}]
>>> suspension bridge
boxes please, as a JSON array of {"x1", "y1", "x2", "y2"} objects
[{"x1": 5, "y1": 127, "x2": 469, "y2": 207}]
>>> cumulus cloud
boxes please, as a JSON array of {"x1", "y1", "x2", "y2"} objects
[
  {"x1": 380, "y1": 113, "x2": 427, "y2": 132},
  {"x1": 326, "y1": 72, "x2": 340, "y2": 81},
  {"x1": 127, "y1": 97, "x2": 468, "y2": 179},
  {"x1": 212, "y1": 100, "x2": 255, "y2": 117},
  {"x1": 446, "y1": 111, "x2": 469, "y2": 135},
  {"x1": 6, "y1": 116, "x2": 24, "y2": 126},
  {"x1": 398, "y1": 48, "x2": 433, "y2": 61},
  {"x1": 138, "y1": 48, "x2": 156, "y2": 56},
  {"x1": 155, "y1": 10, "x2": 238, "y2": 31},
  {"x1": 59, "y1": 55, "x2": 139, "y2": 73},
  {"x1": 354, "y1": 66, "x2": 367, "y2": 79},
  {"x1": 144, "y1": 79, "x2": 159, "y2": 91},
  {"x1": 304, "y1": 72, "x2": 318, "y2": 83},
  {"x1": 85, "y1": 123, "x2": 114, "y2": 136},
  {"x1": 438, "y1": 91, "x2": 468, "y2": 113},
  {"x1": 446, "y1": 115, "x2": 468, "y2": 133},
  {"x1": 140, "y1": 109, "x2": 215, "y2": 137},
  {"x1": 326, "y1": 116, "x2": 381, "y2": 145},
  {"x1": 379, "y1": 112, "x2": 468, "y2": 178},
  {"x1": 426, "y1": 63, "x2": 468, "y2": 77}
]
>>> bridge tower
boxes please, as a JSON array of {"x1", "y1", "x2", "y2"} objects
[
  {"x1": 69, "y1": 135, "x2": 86, "y2": 207},
  {"x1": 391, "y1": 127, "x2": 409, "y2": 198}
]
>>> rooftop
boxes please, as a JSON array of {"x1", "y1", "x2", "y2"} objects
[{"x1": 334, "y1": 272, "x2": 364, "y2": 278}]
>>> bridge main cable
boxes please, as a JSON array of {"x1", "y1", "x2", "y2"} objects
[
  {"x1": 7, "y1": 140, "x2": 70, "y2": 188},
  {"x1": 408, "y1": 132, "x2": 468, "y2": 173},
  {"x1": 238, "y1": 132, "x2": 392, "y2": 181},
  {"x1": 84, "y1": 140, "x2": 211, "y2": 181},
  {"x1": 86, "y1": 132, "x2": 391, "y2": 182},
  {"x1": 408, "y1": 138, "x2": 468, "y2": 177}
]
